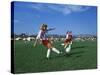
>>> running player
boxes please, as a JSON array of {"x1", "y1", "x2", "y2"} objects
[
  {"x1": 34, "y1": 24, "x2": 61, "y2": 59},
  {"x1": 61, "y1": 31, "x2": 73, "y2": 53}
]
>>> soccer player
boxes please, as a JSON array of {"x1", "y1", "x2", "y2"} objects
[
  {"x1": 34, "y1": 24, "x2": 61, "y2": 59},
  {"x1": 61, "y1": 31, "x2": 73, "y2": 53}
]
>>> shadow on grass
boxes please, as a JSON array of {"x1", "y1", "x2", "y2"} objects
[
  {"x1": 47, "y1": 50, "x2": 85, "y2": 60},
  {"x1": 72, "y1": 46, "x2": 88, "y2": 49},
  {"x1": 65, "y1": 51, "x2": 84, "y2": 57},
  {"x1": 41, "y1": 45, "x2": 87, "y2": 60}
]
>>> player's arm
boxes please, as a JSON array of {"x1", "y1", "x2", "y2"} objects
[
  {"x1": 34, "y1": 39, "x2": 38, "y2": 47},
  {"x1": 34, "y1": 30, "x2": 41, "y2": 47},
  {"x1": 47, "y1": 28, "x2": 55, "y2": 31}
]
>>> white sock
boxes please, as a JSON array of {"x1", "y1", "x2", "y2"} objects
[
  {"x1": 66, "y1": 44, "x2": 71, "y2": 53},
  {"x1": 70, "y1": 41, "x2": 72, "y2": 45},
  {"x1": 69, "y1": 44, "x2": 71, "y2": 49},
  {"x1": 52, "y1": 47, "x2": 60, "y2": 54},
  {"x1": 46, "y1": 49, "x2": 51, "y2": 58}
]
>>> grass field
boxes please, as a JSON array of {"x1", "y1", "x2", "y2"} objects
[{"x1": 14, "y1": 40, "x2": 97, "y2": 73}]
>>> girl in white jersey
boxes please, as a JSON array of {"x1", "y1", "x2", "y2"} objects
[
  {"x1": 61, "y1": 31, "x2": 73, "y2": 53},
  {"x1": 34, "y1": 24, "x2": 61, "y2": 59}
]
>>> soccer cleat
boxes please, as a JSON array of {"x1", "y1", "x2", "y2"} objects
[{"x1": 61, "y1": 43, "x2": 64, "y2": 46}]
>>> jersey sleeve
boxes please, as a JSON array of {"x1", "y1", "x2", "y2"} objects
[{"x1": 47, "y1": 28, "x2": 55, "y2": 32}]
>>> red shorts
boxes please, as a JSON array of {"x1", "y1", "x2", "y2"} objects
[
  {"x1": 42, "y1": 40, "x2": 50, "y2": 47},
  {"x1": 64, "y1": 39, "x2": 72, "y2": 44}
]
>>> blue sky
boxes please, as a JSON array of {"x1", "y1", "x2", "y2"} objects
[{"x1": 13, "y1": 1, "x2": 97, "y2": 35}]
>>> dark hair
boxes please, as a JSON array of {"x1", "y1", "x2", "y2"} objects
[{"x1": 42, "y1": 24, "x2": 47, "y2": 28}]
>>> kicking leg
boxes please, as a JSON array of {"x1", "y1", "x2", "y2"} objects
[
  {"x1": 64, "y1": 43, "x2": 68, "y2": 49},
  {"x1": 47, "y1": 43, "x2": 61, "y2": 54},
  {"x1": 52, "y1": 47, "x2": 60, "y2": 54}
]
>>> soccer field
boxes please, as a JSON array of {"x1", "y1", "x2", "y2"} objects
[{"x1": 14, "y1": 40, "x2": 97, "y2": 73}]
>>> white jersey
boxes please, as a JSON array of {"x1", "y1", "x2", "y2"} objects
[
  {"x1": 66, "y1": 34, "x2": 69, "y2": 39},
  {"x1": 36, "y1": 30, "x2": 48, "y2": 40}
]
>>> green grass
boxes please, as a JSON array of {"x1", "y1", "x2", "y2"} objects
[{"x1": 14, "y1": 40, "x2": 97, "y2": 73}]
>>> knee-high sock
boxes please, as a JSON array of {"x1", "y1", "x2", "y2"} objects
[
  {"x1": 66, "y1": 44, "x2": 71, "y2": 53},
  {"x1": 52, "y1": 47, "x2": 60, "y2": 54},
  {"x1": 70, "y1": 41, "x2": 72, "y2": 45},
  {"x1": 46, "y1": 49, "x2": 51, "y2": 58},
  {"x1": 64, "y1": 44, "x2": 68, "y2": 49},
  {"x1": 69, "y1": 44, "x2": 71, "y2": 49}
]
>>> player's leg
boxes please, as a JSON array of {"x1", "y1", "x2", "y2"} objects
[
  {"x1": 47, "y1": 43, "x2": 60, "y2": 54},
  {"x1": 64, "y1": 43, "x2": 68, "y2": 49},
  {"x1": 43, "y1": 40, "x2": 61, "y2": 58},
  {"x1": 65, "y1": 40, "x2": 72, "y2": 53},
  {"x1": 65, "y1": 44, "x2": 71, "y2": 53},
  {"x1": 63, "y1": 39, "x2": 69, "y2": 49},
  {"x1": 61, "y1": 42, "x2": 68, "y2": 48},
  {"x1": 42, "y1": 40, "x2": 51, "y2": 58},
  {"x1": 52, "y1": 47, "x2": 60, "y2": 54},
  {"x1": 61, "y1": 43, "x2": 65, "y2": 46},
  {"x1": 70, "y1": 41, "x2": 72, "y2": 45}
]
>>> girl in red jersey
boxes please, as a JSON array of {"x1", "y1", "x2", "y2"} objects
[{"x1": 34, "y1": 24, "x2": 61, "y2": 59}]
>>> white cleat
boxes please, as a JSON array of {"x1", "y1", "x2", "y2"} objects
[{"x1": 61, "y1": 43, "x2": 64, "y2": 46}]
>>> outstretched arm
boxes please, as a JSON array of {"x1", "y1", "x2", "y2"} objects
[{"x1": 47, "y1": 28, "x2": 55, "y2": 31}]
